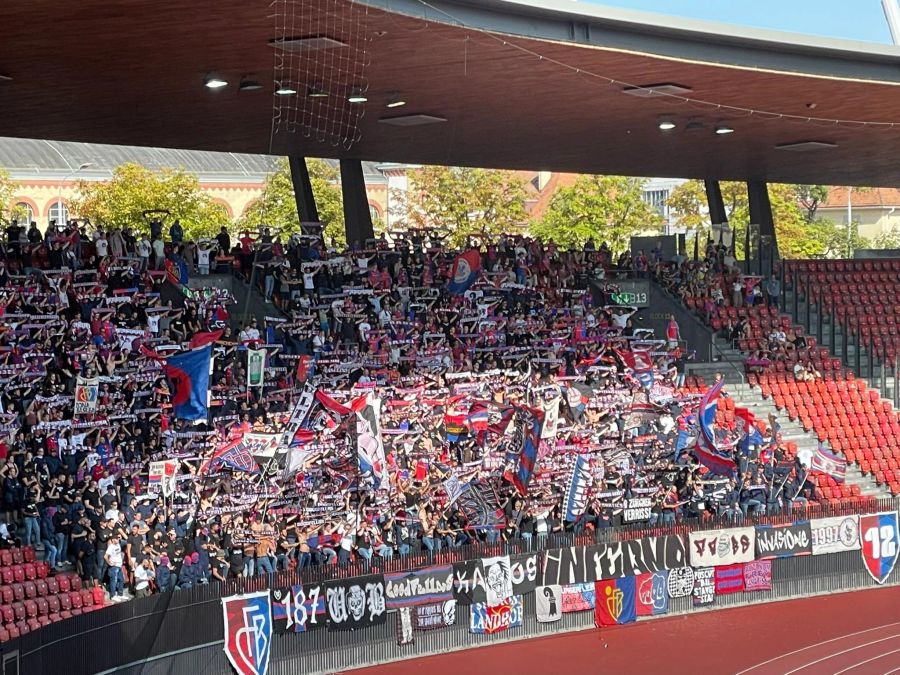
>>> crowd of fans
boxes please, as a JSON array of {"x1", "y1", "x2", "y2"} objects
[{"x1": 0, "y1": 217, "x2": 811, "y2": 606}]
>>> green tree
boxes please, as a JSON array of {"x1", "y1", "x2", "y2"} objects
[
  {"x1": 238, "y1": 158, "x2": 346, "y2": 248},
  {"x1": 391, "y1": 166, "x2": 528, "y2": 249},
  {"x1": 530, "y1": 175, "x2": 662, "y2": 252},
  {"x1": 72, "y1": 163, "x2": 230, "y2": 241},
  {"x1": 668, "y1": 180, "x2": 850, "y2": 260},
  {"x1": 0, "y1": 168, "x2": 16, "y2": 226},
  {"x1": 793, "y1": 184, "x2": 829, "y2": 223}
]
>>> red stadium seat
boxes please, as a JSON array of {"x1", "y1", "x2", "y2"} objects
[{"x1": 57, "y1": 575, "x2": 70, "y2": 593}]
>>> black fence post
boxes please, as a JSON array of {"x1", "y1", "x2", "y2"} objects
[
  {"x1": 793, "y1": 268, "x2": 800, "y2": 323},
  {"x1": 842, "y1": 318, "x2": 848, "y2": 365},
  {"x1": 895, "y1": 355, "x2": 899, "y2": 410},
  {"x1": 856, "y1": 317, "x2": 862, "y2": 375},
  {"x1": 830, "y1": 307, "x2": 836, "y2": 356},
  {"x1": 803, "y1": 285, "x2": 812, "y2": 332},
  {"x1": 779, "y1": 260, "x2": 786, "y2": 313},
  {"x1": 816, "y1": 289, "x2": 823, "y2": 347},
  {"x1": 868, "y1": 336, "x2": 875, "y2": 386}
]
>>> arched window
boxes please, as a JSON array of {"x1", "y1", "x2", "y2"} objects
[
  {"x1": 47, "y1": 201, "x2": 68, "y2": 228},
  {"x1": 12, "y1": 202, "x2": 34, "y2": 226}
]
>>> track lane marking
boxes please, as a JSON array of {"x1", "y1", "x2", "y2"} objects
[
  {"x1": 783, "y1": 634, "x2": 900, "y2": 674},
  {"x1": 735, "y1": 623, "x2": 900, "y2": 675},
  {"x1": 831, "y1": 647, "x2": 900, "y2": 674}
]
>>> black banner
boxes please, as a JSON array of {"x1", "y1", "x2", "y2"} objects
[
  {"x1": 510, "y1": 553, "x2": 539, "y2": 596},
  {"x1": 692, "y1": 567, "x2": 715, "y2": 607},
  {"x1": 622, "y1": 497, "x2": 653, "y2": 523},
  {"x1": 324, "y1": 574, "x2": 387, "y2": 631},
  {"x1": 540, "y1": 535, "x2": 688, "y2": 586},
  {"x1": 272, "y1": 583, "x2": 325, "y2": 633},
  {"x1": 755, "y1": 522, "x2": 813, "y2": 559},
  {"x1": 384, "y1": 565, "x2": 455, "y2": 609},
  {"x1": 452, "y1": 560, "x2": 484, "y2": 605}
]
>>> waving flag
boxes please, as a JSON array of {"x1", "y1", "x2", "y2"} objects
[
  {"x1": 164, "y1": 345, "x2": 212, "y2": 421},
  {"x1": 563, "y1": 382, "x2": 592, "y2": 421},
  {"x1": 202, "y1": 436, "x2": 260, "y2": 474},
  {"x1": 810, "y1": 444, "x2": 847, "y2": 483},
  {"x1": 735, "y1": 407, "x2": 764, "y2": 453},
  {"x1": 564, "y1": 455, "x2": 592, "y2": 522},
  {"x1": 222, "y1": 591, "x2": 272, "y2": 675},
  {"x1": 356, "y1": 395, "x2": 387, "y2": 489},
  {"x1": 696, "y1": 380, "x2": 737, "y2": 475},
  {"x1": 447, "y1": 249, "x2": 481, "y2": 295},
  {"x1": 189, "y1": 328, "x2": 224, "y2": 350},
  {"x1": 511, "y1": 406, "x2": 545, "y2": 495}
]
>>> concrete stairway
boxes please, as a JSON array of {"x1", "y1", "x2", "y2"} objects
[
  {"x1": 686, "y1": 333, "x2": 747, "y2": 386},
  {"x1": 725, "y1": 381, "x2": 889, "y2": 499},
  {"x1": 784, "y1": 284, "x2": 898, "y2": 402}
]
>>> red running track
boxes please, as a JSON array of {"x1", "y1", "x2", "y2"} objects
[{"x1": 351, "y1": 587, "x2": 900, "y2": 675}]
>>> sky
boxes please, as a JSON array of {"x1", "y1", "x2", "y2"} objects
[{"x1": 583, "y1": 0, "x2": 896, "y2": 43}]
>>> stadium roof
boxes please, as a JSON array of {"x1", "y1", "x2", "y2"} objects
[
  {"x1": 0, "y1": 138, "x2": 386, "y2": 184},
  {"x1": 1, "y1": 0, "x2": 899, "y2": 185}
]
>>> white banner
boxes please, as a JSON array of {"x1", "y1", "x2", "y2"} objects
[
  {"x1": 688, "y1": 526, "x2": 756, "y2": 567},
  {"x1": 74, "y1": 376, "x2": 99, "y2": 416},
  {"x1": 810, "y1": 515, "x2": 861, "y2": 556},
  {"x1": 541, "y1": 395, "x2": 560, "y2": 440},
  {"x1": 247, "y1": 348, "x2": 266, "y2": 389},
  {"x1": 481, "y1": 555, "x2": 513, "y2": 606},
  {"x1": 535, "y1": 585, "x2": 562, "y2": 622}
]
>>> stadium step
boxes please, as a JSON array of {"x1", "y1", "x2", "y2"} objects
[{"x1": 724, "y1": 381, "x2": 891, "y2": 499}]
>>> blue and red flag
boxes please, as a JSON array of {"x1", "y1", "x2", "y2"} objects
[
  {"x1": 511, "y1": 406, "x2": 545, "y2": 495},
  {"x1": 695, "y1": 380, "x2": 737, "y2": 475},
  {"x1": 164, "y1": 344, "x2": 212, "y2": 421},
  {"x1": 859, "y1": 512, "x2": 899, "y2": 584},
  {"x1": 594, "y1": 577, "x2": 637, "y2": 627},
  {"x1": 447, "y1": 249, "x2": 481, "y2": 295},
  {"x1": 222, "y1": 591, "x2": 272, "y2": 675},
  {"x1": 201, "y1": 436, "x2": 260, "y2": 474}
]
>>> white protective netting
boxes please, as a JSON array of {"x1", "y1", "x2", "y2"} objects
[{"x1": 270, "y1": 0, "x2": 372, "y2": 149}]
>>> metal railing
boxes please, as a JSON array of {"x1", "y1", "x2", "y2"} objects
[{"x1": 8, "y1": 497, "x2": 900, "y2": 675}]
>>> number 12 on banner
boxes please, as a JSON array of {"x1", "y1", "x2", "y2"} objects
[{"x1": 860, "y1": 513, "x2": 899, "y2": 585}]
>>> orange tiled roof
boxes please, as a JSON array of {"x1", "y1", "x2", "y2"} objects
[{"x1": 821, "y1": 186, "x2": 900, "y2": 209}]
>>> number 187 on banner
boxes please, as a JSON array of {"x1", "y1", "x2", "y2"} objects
[{"x1": 859, "y1": 512, "x2": 899, "y2": 585}]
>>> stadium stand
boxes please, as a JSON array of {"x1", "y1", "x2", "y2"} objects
[{"x1": 0, "y1": 218, "x2": 873, "y2": 643}]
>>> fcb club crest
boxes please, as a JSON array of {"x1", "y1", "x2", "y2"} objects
[
  {"x1": 859, "y1": 513, "x2": 899, "y2": 585},
  {"x1": 222, "y1": 591, "x2": 272, "y2": 675}
]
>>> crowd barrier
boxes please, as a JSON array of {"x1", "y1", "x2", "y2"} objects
[{"x1": 4, "y1": 498, "x2": 900, "y2": 675}]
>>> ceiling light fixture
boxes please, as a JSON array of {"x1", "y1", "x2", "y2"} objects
[
  {"x1": 378, "y1": 114, "x2": 447, "y2": 127},
  {"x1": 775, "y1": 140, "x2": 838, "y2": 152},
  {"x1": 658, "y1": 118, "x2": 676, "y2": 131},
  {"x1": 269, "y1": 36, "x2": 348, "y2": 52},
  {"x1": 622, "y1": 83, "x2": 693, "y2": 98},
  {"x1": 239, "y1": 77, "x2": 263, "y2": 92},
  {"x1": 715, "y1": 124, "x2": 734, "y2": 135},
  {"x1": 275, "y1": 84, "x2": 298, "y2": 96},
  {"x1": 348, "y1": 88, "x2": 368, "y2": 104},
  {"x1": 386, "y1": 93, "x2": 406, "y2": 108},
  {"x1": 306, "y1": 84, "x2": 328, "y2": 98},
  {"x1": 204, "y1": 74, "x2": 228, "y2": 89}
]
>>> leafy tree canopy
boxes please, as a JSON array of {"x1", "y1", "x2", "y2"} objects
[
  {"x1": 391, "y1": 166, "x2": 529, "y2": 249},
  {"x1": 72, "y1": 163, "x2": 230, "y2": 241},
  {"x1": 530, "y1": 175, "x2": 663, "y2": 253},
  {"x1": 237, "y1": 158, "x2": 346, "y2": 248}
]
